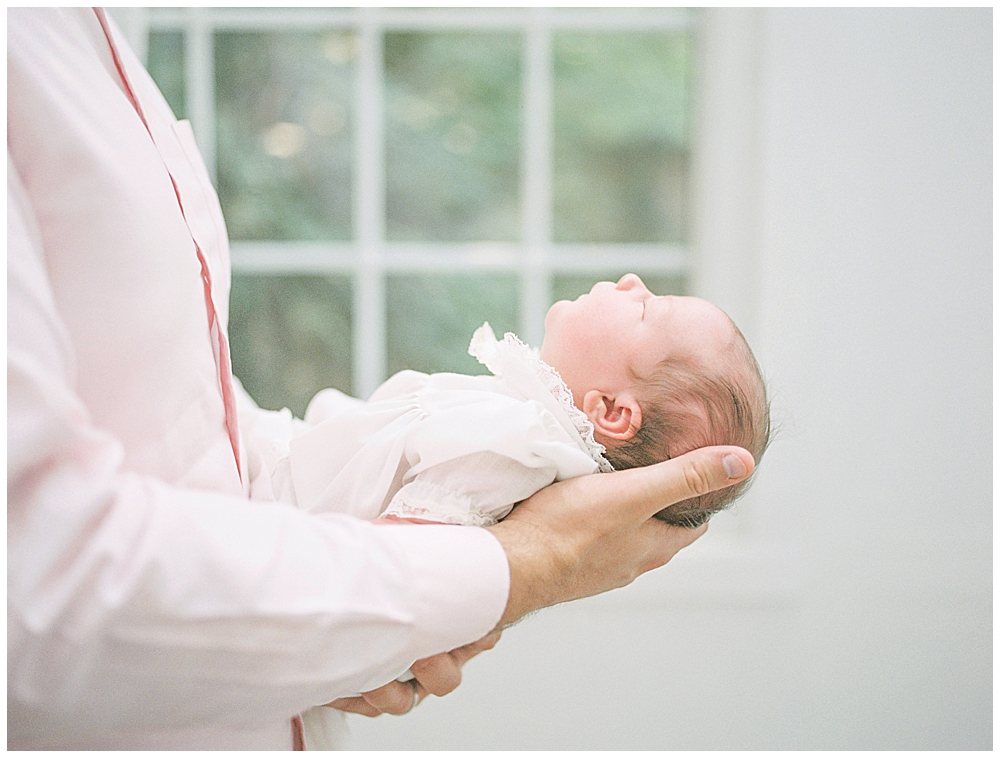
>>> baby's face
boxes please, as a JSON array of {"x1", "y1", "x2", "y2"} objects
[{"x1": 540, "y1": 274, "x2": 736, "y2": 405}]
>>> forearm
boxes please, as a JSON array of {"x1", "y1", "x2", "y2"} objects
[{"x1": 9, "y1": 462, "x2": 507, "y2": 735}]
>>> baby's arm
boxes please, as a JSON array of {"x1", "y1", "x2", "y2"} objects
[
  {"x1": 380, "y1": 392, "x2": 599, "y2": 526},
  {"x1": 381, "y1": 451, "x2": 559, "y2": 526}
]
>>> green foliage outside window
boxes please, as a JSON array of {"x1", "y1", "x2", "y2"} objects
[
  {"x1": 553, "y1": 33, "x2": 691, "y2": 243},
  {"x1": 215, "y1": 32, "x2": 354, "y2": 241},
  {"x1": 385, "y1": 33, "x2": 522, "y2": 242}
]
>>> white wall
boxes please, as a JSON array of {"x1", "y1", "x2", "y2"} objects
[{"x1": 350, "y1": 8, "x2": 991, "y2": 750}]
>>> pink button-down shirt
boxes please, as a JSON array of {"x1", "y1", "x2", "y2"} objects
[{"x1": 7, "y1": 8, "x2": 508, "y2": 749}]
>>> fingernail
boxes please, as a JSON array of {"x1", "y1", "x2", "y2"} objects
[{"x1": 723, "y1": 454, "x2": 747, "y2": 479}]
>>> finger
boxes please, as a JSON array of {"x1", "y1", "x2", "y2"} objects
[
  {"x1": 449, "y1": 629, "x2": 502, "y2": 668},
  {"x1": 638, "y1": 520, "x2": 709, "y2": 573},
  {"x1": 326, "y1": 696, "x2": 383, "y2": 717},
  {"x1": 622, "y1": 446, "x2": 755, "y2": 521},
  {"x1": 408, "y1": 630, "x2": 502, "y2": 697},
  {"x1": 410, "y1": 652, "x2": 462, "y2": 697},
  {"x1": 360, "y1": 679, "x2": 421, "y2": 716}
]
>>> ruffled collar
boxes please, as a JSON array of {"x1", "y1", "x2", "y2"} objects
[{"x1": 469, "y1": 323, "x2": 614, "y2": 473}]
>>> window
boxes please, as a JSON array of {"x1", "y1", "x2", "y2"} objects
[{"x1": 142, "y1": 7, "x2": 695, "y2": 417}]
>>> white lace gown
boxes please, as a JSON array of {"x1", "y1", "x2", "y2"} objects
[
  {"x1": 248, "y1": 323, "x2": 612, "y2": 524},
  {"x1": 243, "y1": 324, "x2": 612, "y2": 750}
]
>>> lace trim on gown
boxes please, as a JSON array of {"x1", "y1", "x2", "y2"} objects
[{"x1": 469, "y1": 322, "x2": 614, "y2": 473}]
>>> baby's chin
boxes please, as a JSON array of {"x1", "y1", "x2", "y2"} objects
[
  {"x1": 545, "y1": 298, "x2": 571, "y2": 320},
  {"x1": 544, "y1": 296, "x2": 580, "y2": 326}
]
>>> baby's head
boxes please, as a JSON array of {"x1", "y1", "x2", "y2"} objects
[{"x1": 540, "y1": 274, "x2": 771, "y2": 527}]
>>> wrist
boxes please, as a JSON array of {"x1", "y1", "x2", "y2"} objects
[{"x1": 486, "y1": 518, "x2": 572, "y2": 627}]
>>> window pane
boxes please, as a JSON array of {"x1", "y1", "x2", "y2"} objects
[
  {"x1": 386, "y1": 275, "x2": 520, "y2": 376},
  {"x1": 215, "y1": 31, "x2": 354, "y2": 241},
  {"x1": 230, "y1": 275, "x2": 353, "y2": 417},
  {"x1": 385, "y1": 33, "x2": 521, "y2": 241},
  {"x1": 551, "y1": 271, "x2": 687, "y2": 307},
  {"x1": 553, "y1": 32, "x2": 692, "y2": 243},
  {"x1": 147, "y1": 31, "x2": 185, "y2": 120}
]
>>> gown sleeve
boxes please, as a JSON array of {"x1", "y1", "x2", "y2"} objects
[{"x1": 382, "y1": 394, "x2": 600, "y2": 525}]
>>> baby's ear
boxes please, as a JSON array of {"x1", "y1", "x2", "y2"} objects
[{"x1": 582, "y1": 390, "x2": 642, "y2": 441}]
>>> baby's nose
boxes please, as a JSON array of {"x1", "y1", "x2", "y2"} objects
[{"x1": 615, "y1": 273, "x2": 646, "y2": 292}]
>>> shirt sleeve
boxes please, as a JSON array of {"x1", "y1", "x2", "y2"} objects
[{"x1": 7, "y1": 165, "x2": 510, "y2": 736}]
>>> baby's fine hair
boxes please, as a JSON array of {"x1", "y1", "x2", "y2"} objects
[{"x1": 602, "y1": 320, "x2": 771, "y2": 528}]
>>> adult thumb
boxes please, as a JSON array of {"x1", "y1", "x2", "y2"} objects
[{"x1": 630, "y1": 446, "x2": 755, "y2": 521}]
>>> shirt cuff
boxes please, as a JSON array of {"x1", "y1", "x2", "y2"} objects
[{"x1": 374, "y1": 523, "x2": 509, "y2": 658}]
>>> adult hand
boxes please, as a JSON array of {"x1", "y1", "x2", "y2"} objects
[
  {"x1": 489, "y1": 445, "x2": 755, "y2": 627},
  {"x1": 326, "y1": 629, "x2": 502, "y2": 717},
  {"x1": 326, "y1": 445, "x2": 753, "y2": 715}
]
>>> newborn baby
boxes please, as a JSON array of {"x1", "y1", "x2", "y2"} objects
[{"x1": 246, "y1": 274, "x2": 771, "y2": 529}]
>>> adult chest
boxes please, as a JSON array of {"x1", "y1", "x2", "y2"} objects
[{"x1": 7, "y1": 9, "x2": 240, "y2": 490}]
